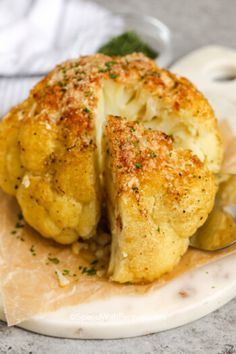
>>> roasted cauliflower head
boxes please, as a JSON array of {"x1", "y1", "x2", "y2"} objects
[
  {"x1": 0, "y1": 53, "x2": 222, "y2": 251},
  {"x1": 104, "y1": 116, "x2": 217, "y2": 283}
]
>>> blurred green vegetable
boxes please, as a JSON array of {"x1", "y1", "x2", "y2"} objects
[{"x1": 97, "y1": 31, "x2": 159, "y2": 59}]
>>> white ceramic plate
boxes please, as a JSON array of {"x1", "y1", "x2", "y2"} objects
[
  {"x1": 1, "y1": 253, "x2": 236, "y2": 339},
  {"x1": 0, "y1": 46, "x2": 236, "y2": 339}
]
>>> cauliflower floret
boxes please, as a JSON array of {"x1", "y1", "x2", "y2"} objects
[
  {"x1": 0, "y1": 73, "x2": 101, "y2": 244},
  {"x1": 104, "y1": 116, "x2": 216, "y2": 283}
]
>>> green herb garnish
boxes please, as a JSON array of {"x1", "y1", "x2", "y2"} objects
[
  {"x1": 30, "y1": 245, "x2": 36, "y2": 256},
  {"x1": 18, "y1": 212, "x2": 23, "y2": 220},
  {"x1": 132, "y1": 186, "x2": 139, "y2": 191},
  {"x1": 17, "y1": 236, "x2": 25, "y2": 242},
  {"x1": 109, "y1": 73, "x2": 119, "y2": 79},
  {"x1": 58, "y1": 81, "x2": 67, "y2": 92},
  {"x1": 105, "y1": 61, "x2": 117, "y2": 69},
  {"x1": 85, "y1": 267, "x2": 97, "y2": 276},
  {"x1": 48, "y1": 256, "x2": 60, "y2": 264},
  {"x1": 15, "y1": 222, "x2": 24, "y2": 229},
  {"x1": 83, "y1": 107, "x2": 90, "y2": 113},
  {"x1": 90, "y1": 259, "x2": 99, "y2": 265},
  {"x1": 80, "y1": 266, "x2": 97, "y2": 276},
  {"x1": 135, "y1": 162, "x2": 142, "y2": 169},
  {"x1": 150, "y1": 151, "x2": 157, "y2": 158},
  {"x1": 98, "y1": 67, "x2": 108, "y2": 73},
  {"x1": 84, "y1": 91, "x2": 92, "y2": 97},
  {"x1": 97, "y1": 31, "x2": 159, "y2": 59}
]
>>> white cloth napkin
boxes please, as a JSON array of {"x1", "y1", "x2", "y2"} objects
[{"x1": 0, "y1": 0, "x2": 122, "y2": 116}]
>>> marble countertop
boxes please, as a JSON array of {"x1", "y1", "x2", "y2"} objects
[{"x1": 1, "y1": 0, "x2": 236, "y2": 353}]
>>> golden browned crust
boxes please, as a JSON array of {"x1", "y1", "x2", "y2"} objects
[
  {"x1": 105, "y1": 116, "x2": 217, "y2": 283},
  {"x1": 105, "y1": 115, "x2": 204, "y2": 181}
]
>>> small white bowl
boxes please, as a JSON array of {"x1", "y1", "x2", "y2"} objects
[{"x1": 71, "y1": 12, "x2": 172, "y2": 68}]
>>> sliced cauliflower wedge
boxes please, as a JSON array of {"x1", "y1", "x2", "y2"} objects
[
  {"x1": 104, "y1": 116, "x2": 217, "y2": 283},
  {"x1": 0, "y1": 53, "x2": 223, "y2": 279}
]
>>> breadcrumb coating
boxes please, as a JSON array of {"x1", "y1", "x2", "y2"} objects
[{"x1": 105, "y1": 116, "x2": 217, "y2": 283}]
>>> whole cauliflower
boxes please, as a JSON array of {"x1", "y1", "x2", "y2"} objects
[{"x1": 0, "y1": 54, "x2": 223, "y2": 279}]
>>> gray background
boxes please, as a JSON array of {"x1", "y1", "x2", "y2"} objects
[{"x1": 1, "y1": 0, "x2": 236, "y2": 353}]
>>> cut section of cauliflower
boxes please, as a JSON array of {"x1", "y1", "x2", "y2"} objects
[
  {"x1": 104, "y1": 116, "x2": 217, "y2": 283},
  {"x1": 0, "y1": 53, "x2": 223, "y2": 245}
]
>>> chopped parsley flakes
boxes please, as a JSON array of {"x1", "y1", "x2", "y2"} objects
[
  {"x1": 90, "y1": 259, "x2": 98, "y2": 265},
  {"x1": 48, "y1": 256, "x2": 60, "y2": 264},
  {"x1": 58, "y1": 81, "x2": 67, "y2": 91},
  {"x1": 11, "y1": 211, "x2": 25, "y2": 235},
  {"x1": 105, "y1": 61, "x2": 117, "y2": 69},
  {"x1": 15, "y1": 222, "x2": 24, "y2": 229},
  {"x1": 109, "y1": 73, "x2": 119, "y2": 79},
  {"x1": 79, "y1": 265, "x2": 97, "y2": 276},
  {"x1": 150, "y1": 151, "x2": 157, "y2": 158},
  {"x1": 97, "y1": 31, "x2": 158, "y2": 59},
  {"x1": 83, "y1": 107, "x2": 91, "y2": 113},
  {"x1": 135, "y1": 162, "x2": 142, "y2": 169},
  {"x1": 132, "y1": 186, "x2": 139, "y2": 191},
  {"x1": 30, "y1": 245, "x2": 36, "y2": 256}
]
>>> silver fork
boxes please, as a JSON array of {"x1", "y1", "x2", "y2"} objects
[{"x1": 190, "y1": 232, "x2": 236, "y2": 252}]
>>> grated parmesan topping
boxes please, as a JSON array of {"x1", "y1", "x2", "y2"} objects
[
  {"x1": 22, "y1": 175, "x2": 30, "y2": 188},
  {"x1": 45, "y1": 122, "x2": 52, "y2": 130}
]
